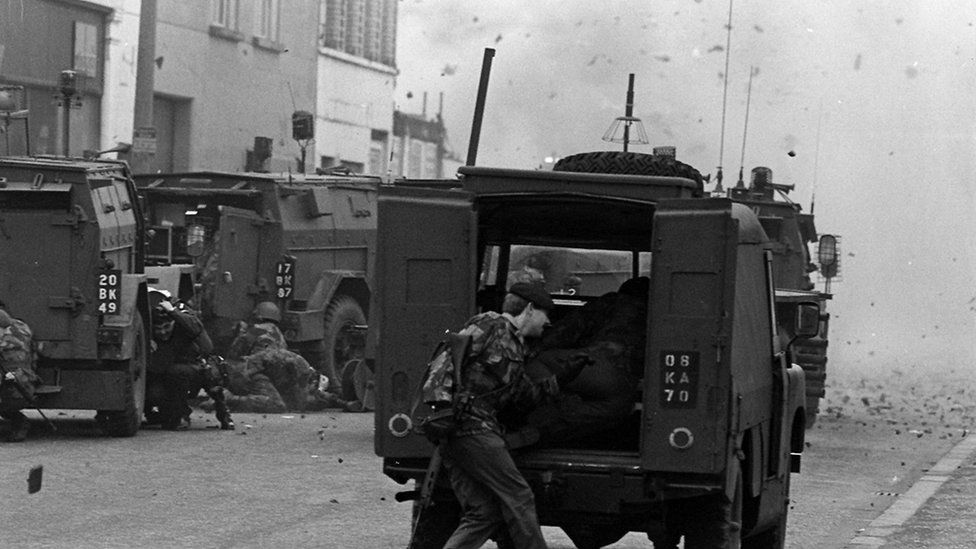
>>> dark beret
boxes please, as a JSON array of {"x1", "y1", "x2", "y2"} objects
[{"x1": 508, "y1": 282, "x2": 554, "y2": 311}]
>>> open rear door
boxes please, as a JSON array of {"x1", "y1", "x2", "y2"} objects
[
  {"x1": 214, "y1": 206, "x2": 264, "y2": 321},
  {"x1": 642, "y1": 198, "x2": 737, "y2": 475},
  {"x1": 373, "y1": 185, "x2": 476, "y2": 458}
]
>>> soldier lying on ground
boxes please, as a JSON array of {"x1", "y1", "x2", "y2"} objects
[
  {"x1": 200, "y1": 302, "x2": 319, "y2": 413},
  {"x1": 201, "y1": 349, "x2": 318, "y2": 413},
  {"x1": 512, "y1": 277, "x2": 649, "y2": 447}
]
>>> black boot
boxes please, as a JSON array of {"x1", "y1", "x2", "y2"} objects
[
  {"x1": 5, "y1": 410, "x2": 29, "y2": 442},
  {"x1": 208, "y1": 387, "x2": 235, "y2": 430}
]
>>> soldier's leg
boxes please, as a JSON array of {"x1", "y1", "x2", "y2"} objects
[
  {"x1": 198, "y1": 362, "x2": 235, "y2": 430},
  {"x1": 1, "y1": 409, "x2": 29, "y2": 442},
  {"x1": 205, "y1": 384, "x2": 235, "y2": 430},
  {"x1": 161, "y1": 363, "x2": 202, "y2": 430}
]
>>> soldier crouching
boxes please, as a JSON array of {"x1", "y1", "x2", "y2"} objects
[
  {"x1": 0, "y1": 303, "x2": 38, "y2": 442},
  {"x1": 146, "y1": 288, "x2": 234, "y2": 430}
]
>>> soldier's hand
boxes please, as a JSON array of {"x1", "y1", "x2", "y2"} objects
[{"x1": 160, "y1": 300, "x2": 176, "y2": 313}]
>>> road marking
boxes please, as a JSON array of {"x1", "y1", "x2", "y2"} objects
[{"x1": 847, "y1": 433, "x2": 976, "y2": 547}]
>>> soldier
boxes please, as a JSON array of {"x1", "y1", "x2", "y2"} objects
[
  {"x1": 440, "y1": 282, "x2": 589, "y2": 549},
  {"x1": 146, "y1": 289, "x2": 234, "y2": 430},
  {"x1": 0, "y1": 302, "x2": 38, "y2": 442},
  {"x1": 227, "y1": 301, "x2": 288, "y2": 360},
  {"x1": 205, "y1": 302, "x2": 318, "y2": 413}
]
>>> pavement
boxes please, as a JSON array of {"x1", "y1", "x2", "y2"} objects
[{"x1": 846, "y1": 431, "x2": 976, "y2": 548}]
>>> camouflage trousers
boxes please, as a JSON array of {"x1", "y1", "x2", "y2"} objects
[{"x1": 222, "y1": 349, "x2": 315, "y2": 413}]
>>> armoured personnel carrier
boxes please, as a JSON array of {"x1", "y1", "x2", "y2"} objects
[
  {"x1": 373, "y1": 162, "x2": 820, "y2": 547},
  {"x1": 0, "y1": 155, "x2": 151, "y2": 436},
  {"x1": 132, "y1": 171, "x2": 378, "y2": 401}
]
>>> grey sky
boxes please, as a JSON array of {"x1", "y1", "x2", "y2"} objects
[{"x1": 395, "y1": 0, "x2": 976, "y2": 373}]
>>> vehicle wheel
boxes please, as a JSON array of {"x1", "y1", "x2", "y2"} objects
[
  {"x1": 562, "y1": 525, "x2": 629, "y2": 549},
  {"x1": 683, "y1": 469, "x2": 742, "y2": 549},
  {"x1": 322, "y1": 296, "x2": 366, "y2": 397},
  {"x1": 100, "y1": 312, "x2": 147, "y2": 437},
  {"x1": 794, "y1": 337, "x2": 828, "y2": 428},
  {"x1": 553, "y1": 151, "x2": 705, "y2": 194},
  {"x1": 743, "y1": 471, "x2": 790, "y2": 549}
]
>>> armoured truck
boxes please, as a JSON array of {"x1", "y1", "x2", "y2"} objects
[
  {"x1": 0, "y1": 156, "x2": 151, "y2": 436},
  {"x1": 373, "y1": 162, "x2": 820, "y2": 548},
  {"x1": 723, "y1": 166, "x2": 835, "y2": 428},
  {"x1": 132, "y1": 171, "x2": 377, "y2": 400}
]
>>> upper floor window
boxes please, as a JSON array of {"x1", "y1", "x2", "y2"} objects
[
  {"x1": 255, "y1": 0, "x2": 280, "y2": 42},
  {"x1": 319, "y1": 0, "x2": 397, "y2": 67},
  {"x1": 213, "y1": 0, "x2": 240, "y2": 29}
]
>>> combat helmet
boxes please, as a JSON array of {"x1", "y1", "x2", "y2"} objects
[{"x1": 253, "y1": 301, "x2": 281, "y2": 323}]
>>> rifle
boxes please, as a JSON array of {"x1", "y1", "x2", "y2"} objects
[{"x1": 0, "y1": 361, "x2": 56, "y2": 431}]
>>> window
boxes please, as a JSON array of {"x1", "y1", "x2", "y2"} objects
[
  {"x1": 255, "y1": 0, "x2": 280, "y2": 42},
  {"x1": 73, "y1": 22, "x2": 98, "y2": 77},
  {"x1": 213, "y1": 0, "x2": 239, "y2": 29},
  {"x1": 319, "y1": 0, "x2": 397, "y2": 66}
]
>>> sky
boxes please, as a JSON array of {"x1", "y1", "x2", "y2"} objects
[{"x1": 394, "y1": 0, "x2": 976, "y2": 375}]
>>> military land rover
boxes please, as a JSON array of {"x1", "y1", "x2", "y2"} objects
[{"x1": 373, "y1": 159, "x2": 820, "y2": 548}]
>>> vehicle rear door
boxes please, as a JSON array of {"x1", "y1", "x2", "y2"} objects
[
  {"x1": 642, "y1": 198, "x2": 736, "y2": 474},
  {"x1": 373, "y1": 185, "x2": 476, "y2": 458},
  {"x1": 0, "y1": 182, "x2": 75, "y2": 342},
  {"x1": 214, "y1": 206, "x2": 264, "y2": 321}
]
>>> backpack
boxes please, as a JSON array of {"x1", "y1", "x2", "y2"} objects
[{"x1": 411, "y1": 332, "x2": 472, "y2": 442}]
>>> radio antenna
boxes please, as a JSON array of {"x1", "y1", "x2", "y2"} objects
[
  {"x1": 810, "y1": 98, "x2": 824, "y2": 214},
  {"x1": 737, "y1": 65, "x2": 755, "y2": 188},
  {"x1": 714, "y1": 0, "x2": 736, "y2": 194}
]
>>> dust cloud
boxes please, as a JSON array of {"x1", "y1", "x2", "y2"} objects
[{"x1": 396, "y1": 1, "x2": 976, "y2": 379}]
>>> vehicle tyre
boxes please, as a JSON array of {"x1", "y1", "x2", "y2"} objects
[
  {"x1": 683, "y1": 468, "x2": 742, "y2": 549},
  {"x1": 743, "y1": 471, "x2": 790, "y2": 549},
  {"x1": 795, "y1": 336, "x2": 828, "y2": 428},
  {"x1": 562, "y1": 524, "x2": 629, "y2": 549},
  {"x1": 99, "y1": 312, "x2": 147, "y2": 437},
  {"x1": 322, "y1": 296, "x2": 366, "y2": 398},
  {"x1": 553, "y1": 151, "x2": 705, "y2": 194}
]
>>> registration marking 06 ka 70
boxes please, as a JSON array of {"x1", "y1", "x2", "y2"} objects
[{"x1": 659, "y1": 351, "x2": 699, "y2": 408}]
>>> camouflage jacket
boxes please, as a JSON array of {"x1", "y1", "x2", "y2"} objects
[
  {"x1": 0, "y1": 313, "x2": 39, "y2": 390},
  {"x1": 228, "y1": 322, "x2": 287, "y2": 361},
  {"x1": 455, "y1": 312, "x2": 558, "y2": 436}
]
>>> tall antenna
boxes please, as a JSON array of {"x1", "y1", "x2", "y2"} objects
[
  {"x1": 715, "y1": 0, "x2": 735, "y2": 193},
  {"x1": 810, "y1": 98, "x2": 824, "y2": 214},
  {"x1": 737, "y1": 65, "x2": 755, "y2": 188}
]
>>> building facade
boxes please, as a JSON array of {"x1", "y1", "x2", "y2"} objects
[
  {"x1": 0, "y1": 0, "x2": 140, "y2": 157},
  {"x1": 316, "y1": 0, "x2": 397, "y2": 175},
  {"x1": 1, "y1": 0, "x2": 399, "y2": 177},
  {"x1": 152, "y1": 0, "x2": 321, "y2": 172}
]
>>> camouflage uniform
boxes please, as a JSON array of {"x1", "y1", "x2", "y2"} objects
[
  {"x1": 218, "y1": 349, "x2": 316, "y2": 413},
  {"x1": 217, "y1": 321, "x2": 316, "y2": 413},
  {"x1": 227, "y1": 321, "x2": 288, "y2": 361},
  {"x1": 0, "y1": 309, "x2": 37, "y2": 441},
  {"x1": 442, "y1": 311, "x2": 564, "y2": 549}
]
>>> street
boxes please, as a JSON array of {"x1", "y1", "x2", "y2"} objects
[{"x1": 2, "y1": 364, "x2": 973, "y2": 549}]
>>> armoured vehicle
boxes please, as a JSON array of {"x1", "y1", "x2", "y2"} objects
[
  {"x1": 373, "y1": 161, "x2": 820, "y2": 547},
  {"x1": 551, "y1": 152, "x2": 836, "y2": 427},
  {"x1": 0, "y1": 155, "x2": 150, "y2": 436},
  {"x1": 132, "y1": 171, "x2": 377, "y2": 399},
  {"x1": 723, "y1": 166, "x2": 835, "y2": 428}
]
